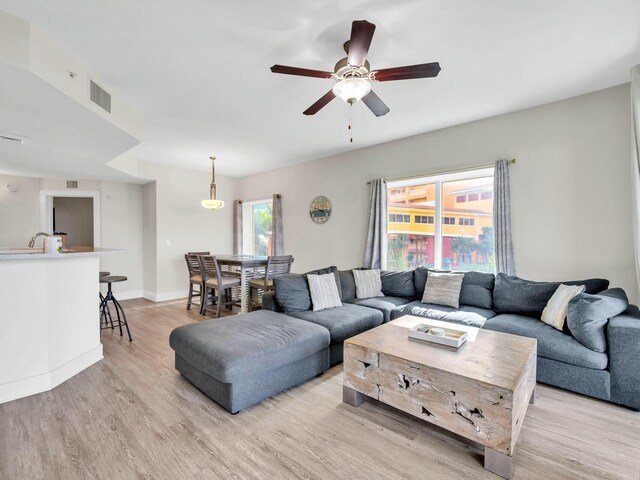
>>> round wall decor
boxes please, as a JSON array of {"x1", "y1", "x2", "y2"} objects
[{"x1": 309, "y1": 196, "x2": 332, "y2": 224}]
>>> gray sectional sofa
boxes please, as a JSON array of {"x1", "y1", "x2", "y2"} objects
[{"x1": 263, "y1": 266, "x2": 640, "y2": 411}]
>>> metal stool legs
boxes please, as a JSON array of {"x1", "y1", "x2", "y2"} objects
[{"x1": 99, "y1": 282, "x2": 132, "y2": 341}]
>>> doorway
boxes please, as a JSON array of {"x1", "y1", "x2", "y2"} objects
[
  {"x1": 53, "y1": 197, "x2": 94, "y2": 247},
  {"x1": 39, "y1": 190, "x2": 101, "y2": 247}
]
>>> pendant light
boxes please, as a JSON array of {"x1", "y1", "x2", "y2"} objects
[{"x1": 201, "y1": 156, "x2": 224, "y2": 210}]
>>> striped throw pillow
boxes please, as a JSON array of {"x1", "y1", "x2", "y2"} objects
[
  {"x1": 353, "y1": 269, "x2": 384, "y2": 299},
  {"x1": 422, "y1": 272, "x2": 464, "y2": 308},
  {"x1": 308, "y1": 273, "x2": 342, "y2": 311}
]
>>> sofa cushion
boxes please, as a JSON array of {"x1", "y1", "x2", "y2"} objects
[
  {"x1": 168, "y1": 311, "x2": 330, "y2": 383},
  {"x1": 339, "y1": 270, "x2": 356, "y2": 301},
  {"x1": 391, "y1": 300, "x2": 496, "y2": 328},
  {"x1": 492, "y1": 273, "x2": 610, "y2": 317},
  {"x1": 287, "y1": 304, "x2": 383, "y2": 344},
  {"x1": 413, "y1": 266, "x2": 430, "y2": 300},
  {"x1": 484, "y1": 314, "x2": 608, "y2": 370},
  {"x1": 274, "y1": 273, "x2": 311, "y2": 312},
  {"x1": 347, "y1": 296, "x2": 410, "y2": 322},
  {"x1": 380, "y1": 270, "x2": 415, "y2": 299},
  {"x1": 459, "y1": 271, "x2": 495, "y2": 309},
  {"x1": 567, "y1": 288, "x2": 629, "y2": 352}
]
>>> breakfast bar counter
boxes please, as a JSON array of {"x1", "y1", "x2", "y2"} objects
[{"x1": 0, "y1": 248, "x2": 124, "y2": 404}]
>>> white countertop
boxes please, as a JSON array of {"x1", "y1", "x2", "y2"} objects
[{"x1": 0, "y1": 247, "x2": 126, "y2": 260}]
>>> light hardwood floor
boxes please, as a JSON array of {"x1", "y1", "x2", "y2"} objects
[{"x1": 1, "y1": 298, "x2": 639, "y2": 480}]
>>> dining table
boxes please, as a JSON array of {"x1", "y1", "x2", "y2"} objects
[{"x1": 214, "y1": 255, "x2": 269, "y2": 313}]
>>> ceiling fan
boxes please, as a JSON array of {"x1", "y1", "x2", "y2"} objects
[{"x1": 270, "y1": 20, "x2": 441, "y2": 117}]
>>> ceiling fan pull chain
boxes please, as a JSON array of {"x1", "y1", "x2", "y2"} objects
[{"x1": 349, "y1": 103, "x2": 353, "y2": 143}]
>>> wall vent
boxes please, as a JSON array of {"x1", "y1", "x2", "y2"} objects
[
  {"x1": 90, "y1": 80, "x2": 111, "y2": 113},
  {"x1": 66, "y1": 180, "x2": 78, "y2": 189}
]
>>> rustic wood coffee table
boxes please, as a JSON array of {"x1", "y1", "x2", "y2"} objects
[{"x1": 343, "y1": 316, "x2": 537, "y2": 479}]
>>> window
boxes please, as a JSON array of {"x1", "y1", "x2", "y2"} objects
[
  {"x1": 389, "y1": 214, "x2": 410, "y2": 223},
  {"x1": 242, "y1": 200, "x2": 273, "y2": 256},
  {"x1": 387, "y1": 169, "x2": 495, "y2": 273},
  {"x1": 415, "y1": 215, "x2": 434, "y2": 224}
]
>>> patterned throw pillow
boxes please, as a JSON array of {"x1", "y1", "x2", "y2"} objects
[
  {"x1": 352, "y1": 269, "x2": 384, "y2": 299},
  {"x1": 422, "y1": 272, "x2": 464, "y2": 308},
  {"x1": 541, "y1": 284, "x2": 586, "y2": 331},
  {"x1": 307, "y1": 273, "x2": 342, "y2": 311}
]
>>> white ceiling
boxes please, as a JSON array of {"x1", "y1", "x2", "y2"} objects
[
  {"x1": 0, "y1": 63, "x2": 141, "y2": 181},
  {"x1": 0, "y1": 0, "x2": 639, "y2": 178}
]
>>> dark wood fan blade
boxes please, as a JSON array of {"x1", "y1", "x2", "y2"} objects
[
  {"x1": 362, "y1": 90, "x2": 390, "y2": 117},
  {"x1": 347, "y1": 20, "x2": 376, "y2": 67},
  {"x1": 303, "y1": 90, "x2": 336, "y2": 115},
  {"x1": 373, "y1": 62, "x2": 441, "y2": 82},
  {"x1": 270, "y1": 65, "x2": 333, "y2": 79}
]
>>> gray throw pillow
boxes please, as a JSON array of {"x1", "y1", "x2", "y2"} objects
[
  {"x1": 381, "y1": 270, "x2": 415, "y2": 299},
  {"x1": 567, "y1": 288, "x2": 629, "y2": 352},
  {"x1": 273, "y1": 274, "x2": 311, "y2": 312}
]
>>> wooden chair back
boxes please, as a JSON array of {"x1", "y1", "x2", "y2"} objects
[
  {"x1": 265, "y1": 255, "x2": 294, "y2": 283},
  {"x1": 198, "y1": 255, "x2": 223, "y2": 285},
  {"x1": 185, "y1": 254, "x2": 203, "y2": 279}
]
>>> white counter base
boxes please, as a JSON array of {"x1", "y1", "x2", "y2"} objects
[{"x1": 0, "y1": 251, "x2": 117, "y2": 404}]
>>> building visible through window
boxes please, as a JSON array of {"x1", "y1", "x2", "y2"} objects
[{"x1": 386, "y1": 169, "x2": 495, "y2": 272}]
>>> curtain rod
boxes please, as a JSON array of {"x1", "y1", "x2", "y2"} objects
[{"x1": 366, "y1": 158, "x2": 516, "y2": 185}]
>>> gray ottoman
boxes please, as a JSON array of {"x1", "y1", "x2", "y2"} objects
[{"x1": 169, "y1": 310, "x2": 330, "y2": 413}]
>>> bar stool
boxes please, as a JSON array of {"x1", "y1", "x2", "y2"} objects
[
  {"x1": 99, "y1": 271, "x2": 111, "y2": 304},
  {"x1": 99, "y1": 275, "x2": 133, "y2": 341}
]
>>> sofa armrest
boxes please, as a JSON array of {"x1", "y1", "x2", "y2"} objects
[
  {"x1": 262, "y1": 291, "x2": 281, "y2": 312},
  {"x1": 608, "y1": 305, "x2": 640, "y2": 410}
]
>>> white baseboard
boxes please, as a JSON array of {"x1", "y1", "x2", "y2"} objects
[
  {"x1": 143, "y1": 290, "x2": 188, "y2": 302},
  {"x1": 0, "y1": 344, "x2": 103, "y2": 404},
  {"x1": 112, "y1": 290, "x2": 143, "y2": 300}
]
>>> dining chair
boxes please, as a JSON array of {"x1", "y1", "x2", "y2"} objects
[
  {"x1": 248, "y1": 255, "x2": 294, "y2": 311},
  {"x1": 198, "y1": 255, "x2": 241, "y2": 318},
  {"x1": 184, "y1": 253, "x2": 209, "y2": 312}
]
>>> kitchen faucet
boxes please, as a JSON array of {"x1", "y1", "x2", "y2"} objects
[{"x1": 28, "y1": 232, "x2": 50, "y2": 248}]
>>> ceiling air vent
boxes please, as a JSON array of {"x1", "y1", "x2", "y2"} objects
[
  {"x1": 66, "y1": 180, "x2": 78, "y2": 189},
  {"x1": 90, "y1": 80, "x2": 111, "y2": 113}
]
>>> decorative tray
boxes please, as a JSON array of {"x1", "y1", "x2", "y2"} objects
[{"x1": 408, "y1": 323, "x2": 468, "y2": 348}]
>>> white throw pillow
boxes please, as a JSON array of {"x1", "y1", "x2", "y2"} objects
[
  {"x1": 541, "y1": 284, "x2": 586, "y2": 331},
  {"x1": 352, "y1": 269, "x2": 384, "y2": 299},
  {"x1": 307, "y1": 273, "x2": 342, "y2": 311},
  {"x1": 422, "y1": 272, "x2": 464, "y2": 308}
]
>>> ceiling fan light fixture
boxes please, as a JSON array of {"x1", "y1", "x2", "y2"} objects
[{"x1": 332, "y1": 77, "x2": 371, "y2": 104}]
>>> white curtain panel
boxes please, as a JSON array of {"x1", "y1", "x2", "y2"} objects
[
  {"x1": 494, "y1": 159, "x2": 517, "y2": 275},
  {"x1": 272, "y1": 194, "x2": 284, "y2": 256},
  {"x1": 233, "y1": 200, "x2": 242, "y2": 255},
  {"x1": 364, "y1": 179, "x2": 388, "y2": 270},
  {"x1": 631, "y1": 65, "x2": 640, "y2": 293}
]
